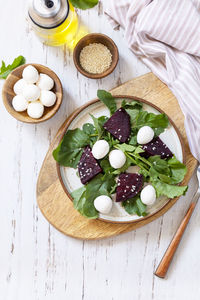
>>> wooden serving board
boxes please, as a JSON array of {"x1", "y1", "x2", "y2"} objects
[{"x1": 37, "y1": 73, "x2": 197, "y2": 240}]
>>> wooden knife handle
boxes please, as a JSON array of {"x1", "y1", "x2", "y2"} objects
[{"x1": 154, "y1": 202, "x2": 196, "y2": 278}]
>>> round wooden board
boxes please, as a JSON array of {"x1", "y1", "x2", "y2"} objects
[{"x1": 36, "y1": 73, "x2": 197, "y2": 240}]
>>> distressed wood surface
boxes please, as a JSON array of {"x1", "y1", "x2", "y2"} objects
[
  {"x1": 0, "y1": 1, "x2": 200, "y2": 299},
  {"x1": 37, "y1": 73, "x2": 197, "y2": 239}
]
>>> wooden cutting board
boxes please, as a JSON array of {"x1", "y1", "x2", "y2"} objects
[{"x1": 37, "y1": 73, "x2": 197, "y2": 240}]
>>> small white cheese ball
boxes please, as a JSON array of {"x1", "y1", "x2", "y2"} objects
[
  {"x1": 92, "y1": 140, "x2": 109, "y2": 159},
  {"x1": 141, "y1": 185, "x2": 156, "y2": 206},
  {"x1": 13, "y1": 79, "x2": 28, "y2": 95},
  {"x1": 12, "y1": 95, "x2": 28, "y2": 112},
  {"x1": 36, "y1": 73, "x2": 54, "y2": 90},
  {"x1": 23, "y1": 84, "x2": 40, "y2": 102},
  {"x1": 109, "y1": 149, "x2": 126, "y2": 169},
  {"x1": 22, "y1": 65, "x2": 39, "y2": 84},
  {"x1": 137, "y1": 126, "x2": 154, "y2": 144},
  {"x1": 94, "y1": 195, "x2": 113, "y2": 214},
  {"x1": 40, "y1": 90, "x2": 56, "y2": 107},
  {"x1": 27, "y1": 101, "x2": 44, "y2": 119}
]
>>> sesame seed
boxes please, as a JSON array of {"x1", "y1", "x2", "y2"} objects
[{"x1": 79, "y1": 43, "x2": 112, "y2": 74}]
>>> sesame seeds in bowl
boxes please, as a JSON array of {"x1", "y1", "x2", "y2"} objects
[{"x1": 73, "y1": 33, "x2": 119, "y2": 79}]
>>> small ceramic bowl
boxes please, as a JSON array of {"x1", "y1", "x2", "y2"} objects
[
  {"x1": 73, "y1": 33, "x2": 119, "y2": 79},
  {"x1": 2, "y1": 63, "x2": 63, "y2": 124}
]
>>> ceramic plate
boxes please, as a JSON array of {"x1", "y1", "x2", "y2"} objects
[{"x1": 58, "y1": 96, "x2": 184, "y2": 223}]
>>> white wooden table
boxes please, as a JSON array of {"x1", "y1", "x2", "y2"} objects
[{"x1": 0, "y1": 1, "x2": 199, "y2": 299}]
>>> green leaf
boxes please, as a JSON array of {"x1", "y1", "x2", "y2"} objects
[
  {"x1": 121, "y1": 99, "x2": 143, "y2": 110},
  {"x1": 115, "y1": 143, "x2": 136, "y2": 153},
  {"x1": 0, "y1": 56, "x2": 26, "y2": 79},
  {"x1": 123, "y1": 196, "x2": 147, "y2": 216},
  {"x1": 148, "y1": 156, "x2": 170, "y2": 175},
  {"x1": 70, "y1": 0, "x2": 98, "y2": 9},
  {"x1": 71, "y1": 186, "x2": 86, "y2": 210},
  {"x1": 53, "y1": 128, "x2": 89, "y2": 168},
  {"x1": 82, "y1": 123, "x2": 96, "y2": 135},
  {"x1": 126, "y1": 109, "x2": 140, "y2": 124},
  {"x1": 97, "y1": 90, "x2": 117, "y2": 115},
  {"x1": 135, "y1": 111, "x2": 169, "y2": 136},
  {"x1": 151, "y1": 178, "x2": 188, "y2": 198},
  {"x1": 82, "y1": 174, "x2": 116, "y2": 218}
]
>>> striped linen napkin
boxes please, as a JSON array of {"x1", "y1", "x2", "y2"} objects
[{"x1": 104, "y1": 0, "x2": 200, "y2": 162}]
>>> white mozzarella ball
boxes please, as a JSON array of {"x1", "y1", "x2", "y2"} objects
[
  {"x1": 27, "y1": 101, "x2": 44, "y2": 119},
  {"x1": 36, "y1": 73, "x2": 54, "y2": 90},
  {"x1": 141, "y1": 185, "x2": 156, "y2": 205},
  {"x1": 22, "y1": 65, "x2": 39, "y2": 84},
  {"x1": 137, "y1": 126, "x2": 154, "y2": 144},
  {"x1": 92, "y1": 140, "x2": 109, "y2": 159},
  {"x1": 13, "y1": 79, "x2": 28, "y2": 95},
  {"x1": 12, "y1": 95, "x2": 28, "y2": 112},
  {"x1": 94, "y1": 195, "x2": 113, "y2": 214},
  {"x1": 109, "y1": 149, "x2": 126, "y2": 169},
  {"x1": 40, "y1": 90, "x2": 56, "y2": 107},
  {"x1": 23, "y1": 84, "x2": 40, "y2": 102}
]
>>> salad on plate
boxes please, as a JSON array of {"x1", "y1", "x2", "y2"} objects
[{"x1": 53, "y1": 90, "x2": 188, "y2": 219}]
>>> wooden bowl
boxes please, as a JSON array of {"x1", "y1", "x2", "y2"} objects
[
  {"x1": 73, "y1": 33, "x2": 119, "y2": 79},
  {"x1": 2, "y1": 63, "x2": 63, "y2": 124}
]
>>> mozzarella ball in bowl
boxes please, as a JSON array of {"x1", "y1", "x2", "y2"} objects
[
  {"x1": 23, "y1": 84, "x2": 40, "y2": 102},
  {"x1": 22, "y1": 65, "x2": 39, "y2": 84},
  {"x1": 109, "y1": 149, "x2": 126, "y2": 169},
  {"x1": 13, "y1": 79, "x2": 28, "y2": 95},
  {"x1": 37, "y1": 73, "x2": 54, "y2": 90},
  {"x1": 94, "y1": 195, "x2": 113, "y2": 214},
  {"x1": 27, "y1": 101, "x2": 44, "y2": 119},
  {"x1": 137, "y1": 126, "x2": 154, "y2": 144},
  {"x1": 140, "y1": 185, "x2": 156, "y2": 205},
  {"x1": 92, "y1": 140, "x2": 109, "y2": 159},
  {"x1": 40, "y1": 90, "x2": 56, "y2": 107},
  {"x1": 12, "y1": 95, "x2": 28, "y2": 112}
]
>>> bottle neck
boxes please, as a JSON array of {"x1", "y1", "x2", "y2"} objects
[{"x1": 29, "y1": 0, "x2": 69, "y2": 29}]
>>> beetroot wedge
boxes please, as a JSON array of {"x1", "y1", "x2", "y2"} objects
[
  {"x1": 141, "y1": 137, "x2": 173, "y2": 159},
  {"x1": 103, "y1": 108, "x2": 131, "y2": 142},
  {"x1": 116, "y1": 173, "x2": 143, "y2": 202},
  {"x1": 78, "y1": 146, "x2": 102, "y2": 184}
]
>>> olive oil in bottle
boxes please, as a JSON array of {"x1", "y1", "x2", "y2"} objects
[{"x1": 28, "y1": 0, "x2": 79, "y2": 47}]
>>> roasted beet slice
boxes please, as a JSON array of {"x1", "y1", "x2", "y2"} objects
[
  {"x1": 141, "y1": 136, "x2": 173, "y2": 159},
  {"x1": 103, "y1": 108, "x2": 131, "y2": 142},
  {"x1": 116, "y1": 173, "x2": 143, "y2": 202},
  {"x1": 78, "y1": 146, "x2": 102, "y2": 184}
]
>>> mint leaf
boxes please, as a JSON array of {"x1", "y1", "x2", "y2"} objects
[
  {"x1": 0, "y1": 56, "x2": 26, "y2": 79},
  {"x1": 70, "y1": 0, "x2": 98, "y2": 9},
  {"x1": 53, "y1": 129, "x2": 89, "y2": 168},
  {"x1": 97, "y1": 90, "x2": 117, "y2": 115},
  {"x1": 123, "y1": 196, "x2": 147, "y2": 216}
]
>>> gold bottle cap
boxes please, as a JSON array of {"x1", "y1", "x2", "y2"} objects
[{"x1": 29, "y1": 0, "x2": 69, "y2": 29}]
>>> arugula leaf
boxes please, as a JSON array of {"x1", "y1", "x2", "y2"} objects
[
  {"x1": 151, "y1": 178, "x2": 188, "y2": 198},
  {"x1": 70, "y1": 0, "x2": 98, "y2": 9},
  {"x1": 71, "y1": 186, "x2": 86, "y2": 210},
  {"x1": 115, "y1": 143, "x2": 136, "y2": 153},
  {"x1": 148, "y1": 155, "x2": 187, "y2": 185},
  {"x1": 83, "y1": 174, "x2": 116, "y2": 218},
  {"x1": 0, "y1": 56, "x2": 26, "y2": 79},
  {"x1": 148, "y1": 156, "x2": 170, "y2": 175},
  {"x1": 122, "y1": 196, "x2": 147, "y2": 216},
  {"x1": 135, "y1": 111, "x2": 169, "y2": 136},
  {"x1": 82, "y1": 123, "x2": 96, "y2": 135},
  {"x1": 121, "y1": 99, "x2": 143, "y2": 110},
  {"x1": 53, "y1": 129, "x2": 89, "y2": 168},
  {"x1": 97, "y1": 90, "x2": 117, "y2": 115}
]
